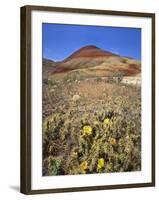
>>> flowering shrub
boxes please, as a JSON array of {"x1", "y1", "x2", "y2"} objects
[
  {"x1": 82, "y1": 125, "x2": 92, "y2": 136},
  {"x1": 80, "y1": 161, "x2": 88, "y2": 173},
  {"x1": 104, "y1": 118, "x2": 110, "y2": 125},
  {"x1": 43, "y1": 79, "x2": 141, "y2": 175},
  {"x1": 97, "y1": 158, "x2": 105, "y2": 172}
]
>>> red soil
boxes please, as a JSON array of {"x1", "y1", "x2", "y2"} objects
[
  {"x1": 65, "y1": 45, "x2": 117, "y2": 60},
  {"x1": 49, "y1": 45, "x2": 140, "y2": 76}
]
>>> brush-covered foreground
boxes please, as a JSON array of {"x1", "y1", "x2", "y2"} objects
[{"x1": 42, "y1": 78, "x2": 141, "y2": 176}]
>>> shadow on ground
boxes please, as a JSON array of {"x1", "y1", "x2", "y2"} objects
[{"x1": 9, "y1": 185, "x2": 20, "y2": 192}]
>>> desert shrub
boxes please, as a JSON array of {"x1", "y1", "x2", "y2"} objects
[
  {"x1": 96, "y1": 77, "x2": 102, "y2": 82},
  {"x1": 107, "y1": 74, "x2": 115, "y2": 83},
  {"x1": 63, "y1": 72, "x2": 79, "y2": 83},
  {"x1": 107, "y1": 72, "x2": 125, "y2": 84},
  {"x1": 121, "y1": 58, "x2": 127, "y2": 64},
  {"x1": 48, "y1": 79, "x2": 58, "y2": 86},
  {"x1": 42, "y1": 79, "x2": 141, "y2": 175},
  {"x1": 114, "y1": 72, "x2": 125, "y2": 83},
  {"x1": 43, "y1": 156, "x2": 64, "y2": 176}
]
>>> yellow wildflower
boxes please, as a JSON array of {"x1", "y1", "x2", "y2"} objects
[
  {"x1": 109, "y1": 137, "x2": 117, "y2": 145},
  {"x1": 83, "y1": 125, "x2": 92, "y2": 136},
  {"x1": 80, "y1": 161, "x2": 88, "y2": 173},
  {"x1": 104, "y1": 118, "x2": 110, "y2": 125},
  {"x1": 97, "y1": 158, "x2": 105, "y2": 170}
]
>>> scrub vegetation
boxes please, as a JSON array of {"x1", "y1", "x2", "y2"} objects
[{"x1": 42, "y1": 77, "x2": 141, "y2": 176}]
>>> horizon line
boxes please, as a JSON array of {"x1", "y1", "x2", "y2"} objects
[{"x1": 42, "y1": 44, "x2": 141, "y2": 62}]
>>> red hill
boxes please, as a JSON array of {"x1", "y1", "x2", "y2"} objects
[
  {"x1": 43, "y1": 45, "x2": 141, "y2": 77},
  {"x1": 65, "y1": 45, "x2": 117, "y2": 61}
]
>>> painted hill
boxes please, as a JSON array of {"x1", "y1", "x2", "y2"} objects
[
  {"x1": 65, "y1": 45, "x2": 118, "y2": 60},
  {"x1": 43, "y1": 45, "x2": 141, "y2": 78}
]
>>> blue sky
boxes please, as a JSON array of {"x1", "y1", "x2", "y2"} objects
[{"x1": 42, "y1": 23, "x2": 141, "y2": 61}]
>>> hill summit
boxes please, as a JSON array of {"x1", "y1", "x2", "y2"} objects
[{"x1": 65, "y1": 45, "x2": 117, "y2": 61}]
